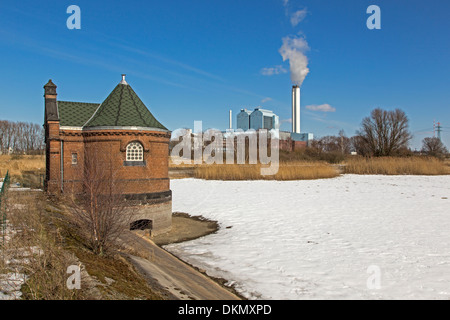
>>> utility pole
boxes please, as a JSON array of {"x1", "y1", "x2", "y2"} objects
[
  {"x1": 437, "y1": 122, "x2": 442, "y2": 141},
  {"x1": 339, "y1": 129, "x2": 345, "y2": 154}
]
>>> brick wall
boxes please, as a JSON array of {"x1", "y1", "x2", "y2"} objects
[
  {"x1": 293, "y1": 141, "x2": 307, "y2": 150},
  {"x1": 279, "y1": 138, "x2": 307, "y2": 152},
  {"x1": 61, "y1": 134, "x2": 85, "y2": 194},
  {"x1": 45, "y1": 121, "x2": 62, "y2": 194},
  {"x1": 56, "y1": 129, "x2": 171, "y2": 196}
]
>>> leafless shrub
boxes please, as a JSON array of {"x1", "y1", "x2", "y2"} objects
[
  {"x1": 64, "y1": 144, "x2": 133, "y2": 255},
  {"x1": 421, "y1": 137, "x2": 448, "y2": 158}
]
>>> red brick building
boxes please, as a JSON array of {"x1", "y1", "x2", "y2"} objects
[{"x1": 43, "y1": 75, "x2": 172, "y2": 235}]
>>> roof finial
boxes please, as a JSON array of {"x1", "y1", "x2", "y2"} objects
[{"x1": 120, "y1": 74, "x2": 128, "y2": 85}]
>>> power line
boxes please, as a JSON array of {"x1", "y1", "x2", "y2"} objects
[{"x1": 414, "y1": 129, "x2": 434, "y2": 133}]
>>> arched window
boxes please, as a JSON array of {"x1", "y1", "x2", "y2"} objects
[{"x1": 126, "y1": 141, "x2": 143, "y2": 162}]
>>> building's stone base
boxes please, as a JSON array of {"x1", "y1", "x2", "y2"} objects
[{"x1": 130, "y1": 200, "x2": 172, "y2": 236}]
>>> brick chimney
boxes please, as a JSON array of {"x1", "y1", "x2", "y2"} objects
[
  {"x1": 43, "y1": 79, "x2": 61, "y2": 194},
  {"x1": 44, "y1": 80, "x2": 59, "y2": 122}
]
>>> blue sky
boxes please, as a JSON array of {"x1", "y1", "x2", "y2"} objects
[{"x1": 0, "y1": 0, "x2": 449, "y2": 149}]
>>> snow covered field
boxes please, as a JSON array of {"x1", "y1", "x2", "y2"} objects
[{"x1": 165, "y1": 175, "x2": 450, "y2": 300}]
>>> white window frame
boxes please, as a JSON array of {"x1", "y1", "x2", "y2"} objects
[{"x1": 126, "y1": 141, "x2": 144, "y2": 162}]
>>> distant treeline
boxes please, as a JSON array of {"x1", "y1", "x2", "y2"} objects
[{"x1": 0, "y1": 120, "x2": 44, "y2": 154}]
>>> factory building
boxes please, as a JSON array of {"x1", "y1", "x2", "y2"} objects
[
  {"x1": 237, "y1": 108, "x2": 279, "y2": 131},
  {"x1": 236, "y1": 109, "x2": 252, "y2": 131},
  {"x1": 250, "y1": 108, "x2": 279, "y2": 131}
]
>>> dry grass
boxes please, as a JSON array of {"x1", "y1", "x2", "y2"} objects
[
  {"x1": 194, "y1": 161, "x2": 340, "y2": 180},
  {"x1": 70, "y1": 249, "x2": 163, "y2": 300},
  {"x1": 1, "y1": 190, "x2": 164, "y2": 300},
  {"x1": 343, "y1": 157, "x2": 450, "y2": 175},
  {"x1": 2, "y1": 191, "x2": 84, "y2": 300},
  {"x1": 0, "y1": 155, "x2": 45, "y2": 188},
  {"x1": 0, "y1": 155, "x2": 45, "y2": 176},
  {"x1": 169, "y1": 156, "x2": 198, "y2": 168}
]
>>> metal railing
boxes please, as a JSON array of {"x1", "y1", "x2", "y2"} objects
[{"x1": 1, "y1": 171, "x2": 10, "y2": 245}]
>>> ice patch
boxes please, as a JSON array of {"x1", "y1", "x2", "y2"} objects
[{"x1": 165, "y1": 175, "x2": 450, "y2": 299}]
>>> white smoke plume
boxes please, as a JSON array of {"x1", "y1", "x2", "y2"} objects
[
  {"x1": 279, "y1": 35, "x2": 310, "y2": 86},
  {"x1": 260, "y1": 65, "x2": 288, "y2": 76}
]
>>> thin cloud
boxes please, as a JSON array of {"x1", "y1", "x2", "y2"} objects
[
  {"x1": 260, "y1": 65, "x2": 288, "y2": 76},
  {"x1": 306, "y1": 104, "x2": 336, "y2": 112},
  {"x1": 290, "y1": 9, "x2": 307, "y2": 26},
  {"x1": 261, "y1": 97, "x2": 272, "y2": 103},
  {"x1": 303, "y1": 110, "x2": 357, "y2": 130},
  {"x1": 111, "y1": 42, "x2": 226, "y2": 83}
]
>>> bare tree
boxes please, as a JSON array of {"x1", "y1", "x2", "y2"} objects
[
  {"x1": 313, "y1": 132, "x2": 352, "y2": 154},
  {"x1": 421, "y1": 137, "x2": 448, "y2": 158},
  {"x1": 0, "y1": 120, "x2": 13, "y2": 153},
  {"x1": 350, "y1": 135, "x2": 371, "y2": 156},
  {"x1": 65, "y1": 144, "x2": 132, "y2": 255},
  {"x1": 357, "y1": 108, "x2": 412, "y2": 156},
  {"x1": 0, "y1": 120, "x2": 45, "y2": 154},
  {"x1": 0, "y1": 120, "x2": 5, "y2": 152}
]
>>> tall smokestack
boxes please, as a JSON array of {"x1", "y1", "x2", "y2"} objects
[
  {"x1": 292, "y1": 85, "x2": 300, "y2": 133},
  {"x1": 229, "y1": 110, "x2": 232, "y2": 129}
]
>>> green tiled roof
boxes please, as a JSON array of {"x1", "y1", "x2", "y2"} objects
[
  {"x1": 84, "y1": 84, "x2": 168, "y2": 130},
  {"x1": 58, "y1": 101, "x2": 100, "y2": 127}
]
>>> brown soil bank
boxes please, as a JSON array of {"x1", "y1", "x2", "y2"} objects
[
  {"x1": 134, "y1": 212, "x2": 244, "y2": 299},
  {"x1": 152, "y1": 212, "x2": 219, "y2": 246}
]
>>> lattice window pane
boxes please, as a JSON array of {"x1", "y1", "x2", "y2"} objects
[
  {"x1": 126, "y1": 142, "x2": 143, "y2": 161},
  {"x1": 71, "y1": 153, "x2": 78, "y2": 165}
]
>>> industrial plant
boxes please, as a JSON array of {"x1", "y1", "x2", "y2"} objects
[
  {"x1": 232, "y1": 85, "x2": 314, "y2": 151},
  {"x1": 170, "y1": 84, "x2": 315, "y2": 155}
]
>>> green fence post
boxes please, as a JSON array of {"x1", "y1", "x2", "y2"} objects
[{"x1": 1, "y1": 171, "x2": 9, "y2": 246}]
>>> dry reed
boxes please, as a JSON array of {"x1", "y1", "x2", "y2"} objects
[
  {"x1": 343, "y1": 157, "x2": 450, "y2": 175},
  {"x1": 194, "y1": 161, "x2": 340, "y2": 180}
]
